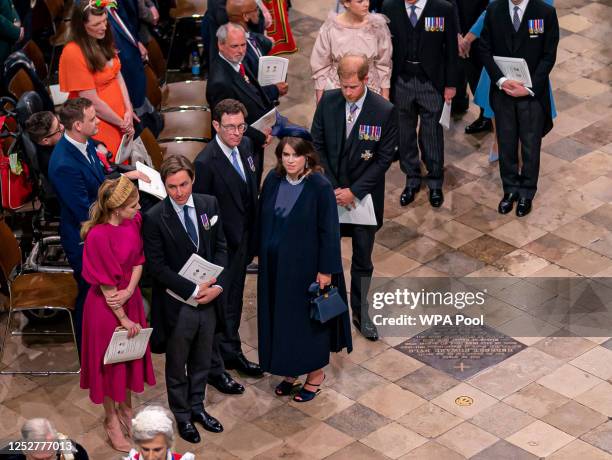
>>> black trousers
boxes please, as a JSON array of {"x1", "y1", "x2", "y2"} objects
[
  {"x1": 210, "y1": 237, "x2": 249, "y2": 374},
  {"x1": 166, "y1": 304, "x2": 216, "y2": 422},
  {"x1": 491, "y1": 91, "x2": 545, "y2": 199},
  {"x1": 343, "y1": 224, "x2": 377, "y2": 318},
  {"x1": 395, "y1": 75, "x2": 445, "y2": 189}
]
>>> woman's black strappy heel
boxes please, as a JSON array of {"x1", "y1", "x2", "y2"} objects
[
  {"x1": 275, "y1": 377, "x2": 300, "y2": 396},
  {"x1": 293, "y1": 374, "x2": 326, "y2": 402}
]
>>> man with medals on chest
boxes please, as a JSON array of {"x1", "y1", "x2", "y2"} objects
[
  {"x1": 382, "y1": 0, "x2": 458, "y2": 208},
  {"x1": 311, "y1": 55, "x2": 398, "y2": 341},
  {"x1": 479, "y1": 0, "x2": 559, "y2": 216}
]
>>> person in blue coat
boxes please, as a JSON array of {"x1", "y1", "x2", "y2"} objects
[
  {"x1": 461, "y1": 0, "x2": 557, "y2": 161},
  {"x1": 257, "y1": 126, "x2": 352, "y2": 403},
  {"x1": 48, "y1": 98, "x2": 107, "y2": 356}
]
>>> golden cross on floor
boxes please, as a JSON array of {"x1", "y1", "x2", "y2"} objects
[{"x1": 454, "y1": 362, "x2": 471, "y2": 372}]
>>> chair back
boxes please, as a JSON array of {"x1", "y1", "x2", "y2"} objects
[
  {"x1": 146, "y1": 37, "x2": 166, "y2": 82},
  {"x1": 144, "y1": 64, "x2": 162, "y2": 110},
  {"x1": 0, "y1": 218, "x2": 22, "y2": 280},
  {"x1": 22, "y1": 41, "x2": 48, "y2": 82},
  {"x1": 139, "y1": 127, "x2": 163, "y2": 170},
  {"x1": 8, "y1": 69, "x2": 36, "y2": 101}
]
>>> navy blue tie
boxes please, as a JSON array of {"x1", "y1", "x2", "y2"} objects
[{"x1": 183, "y1": 206, "x2": 198, "y2": 246}]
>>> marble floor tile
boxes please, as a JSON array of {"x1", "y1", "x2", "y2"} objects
[
  {"x1": 570, "y1": 346, "x2": 612, "y2": 380},
  {"x1": 285, "y1": 422, "x2": 354, "y2": 460},
  {"x1": 372, "y1": 252, "x2": 420, "y2": 277},
  {"x1": 357, "y1": 383, "x2": 425, "y2": 420},
  {"x1": 395, "y1": 366, "x2": 460, "y2": 401},
  {"x1": 361, "y1": 348, "x2": 424, "y2": 382},
  {"x1": 546, "y1": 439, "x2": 612, "y2": 460},
  {"x1": 252, "y1": 442, "x2": 315, "y2": 460},
  {"x1": 397, "y1": 236, "x2": 452, "y2": 264},
  {"x1": 537, "y1": 363, "x2": 603, "y2": 398},
  {"x1": 494, "y1": 249, "x2": 551, "y2": 276},
  {"x1": 471, "y1": 440, "x2": 539, "y2": 460},
  {"x1": 557, "y1": 248, "x2": 612, "y2": 276},
  {"x1": 360, "y1": 423, "x2": 427, "y2": 459},
  {"x1": 399, "y1": 441, "x2": 466, "y2": 460},
  {"x1": 544, "y1": 137, "x2": 595, "y2": 161},
  {"x1": 251, "y1": 405, "x2": 319, "y2": 439},
  {"x1": 575, "y1": 382, "x2": 612, "y2": 417},
  {"x1": 326, "y1": 364, "x2": 388, "y2": 401},
  {"x1": 425, "y1": 250, "x2": 485, "y2": 277},
  {"x1": 288, "y1": 388, "x2": 354, "y2": 421},
  {"x1": 581, "y1": 421, "x2": 612, "y2": 454},
  {"x1": 506, "y1": 420, "x2": 575, "y2": 458},
  {"x1": 436, "y1": 422, "x2": 498, "y2": 458},
  {"x1": 468, "y1": 348, "x2": 563, "y2": 399},
  {"x1": 543, "y1": 401, "x2": 608, "y2": 437},
  {"x1": 491, "y1": 220, "x2": 546, "y2": 248},
  {"x1": 455, "y1": 204, "x2": 513, "y2": 233},
  {"x1": 397, "y1": 402, "x2": 462, "y2": 438},
  {"x1": 324, "y1": 441, "x2": 390, "y2": 460},
  {"x1": 523, "y1": 234, "x2": 581, "y2": 263},
  {"x1": 559, "y1": 13, "x2": 593, "y2": 32},
  {"x1": 503, "y1": 382, "x2": 570, "y2": 418},
  {"x1": 469, "y1": 401, "x2": 535, "y2": 439},
  {"x1": 579, "y1": 176, "x2": 612, "y2": 203},
  {"x1": 427, "y1": 220, "x2": 483, "y2": 249},
  {"x1": 532, "y1": 336, "x2": 598, "y2": 361},
  {"x1": 325, "y1": 403, "x2": 391, "y2": 439},
  {"x1": 458, "y1": 234, "x2": 517, "y2": 265},
  {"x1": 374, "y1": 221, "x2": 420, "y2": 251}
]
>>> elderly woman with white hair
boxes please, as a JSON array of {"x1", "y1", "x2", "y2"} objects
[
  {"x1": 4, "y1": 418, "x2": 88, "y2": 460},
  {"x1": 124, "y1": 406, "x2": 195, "y2": 460}
]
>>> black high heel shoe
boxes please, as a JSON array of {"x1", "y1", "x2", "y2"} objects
[
  {"x1": 293, "y1": 374, "x2": 326, "y2": 403},
  {"x1": 275, "y1": 377, "x2": 300, "y2": 396}
]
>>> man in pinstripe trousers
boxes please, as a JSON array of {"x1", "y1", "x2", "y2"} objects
[{"x1": 383, "y1": 0, "x2": 459, "y2": 208}]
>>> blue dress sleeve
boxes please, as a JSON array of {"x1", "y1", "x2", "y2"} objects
[{"x1": 469, "y1": 9, "x2": 486, "y2": 37}]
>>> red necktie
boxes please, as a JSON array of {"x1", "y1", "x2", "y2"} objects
[{"x1": 239, "y1": 63, "x2": 246, "y2": 77}]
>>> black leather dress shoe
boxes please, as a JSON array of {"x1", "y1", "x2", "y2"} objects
[
  {"x1": 429, "y1": 189, "x2": 444, "y2": 208},
  {"x1": 352, "y1": 315, "x2": 379, "y2": 341},
  {"x1": 177, "y1": 422, "x2": 201, "y2": 443},
  {"x1": 225, "y1": 353, "x2": 264, "y2": 377},
  {"x1": 498, "y1": 193, "x2": 519, "y2": 214},
  {"x1": 208, "y1": 372, "x2": 245, "y2": 394},
  {"x1": 192, "y1": 411, "x2": 223, "y2": 433},
  {"x1": 516, "y1": 197, "x2": 532, "y2": 217},
  {"x1": 465, "y1": 117, "x2": 492, "y2": 134},
  {"x1": 400, "y1": 186, "x2": 420, "y2": 207}
]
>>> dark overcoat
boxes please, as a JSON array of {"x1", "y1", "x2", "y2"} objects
[{"x1": 257, "y1": 172, "x2": 352, "y2": 376}]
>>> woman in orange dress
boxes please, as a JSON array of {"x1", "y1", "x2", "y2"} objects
[{"x1": 59, "y1": 0, "x2": 136, "y2": 161}]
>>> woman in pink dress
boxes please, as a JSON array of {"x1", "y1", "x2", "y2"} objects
[{"x1": 80, "y1": 176, "x2": 155, "y2": 453}]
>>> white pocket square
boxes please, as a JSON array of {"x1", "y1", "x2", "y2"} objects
[{"x1": 210, "y1": 215, "x2": 218, "y2": 227}]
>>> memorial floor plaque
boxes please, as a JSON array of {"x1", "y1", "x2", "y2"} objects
[{"x1": 395, "y1": 324, "x2": 526, "y2": 380}]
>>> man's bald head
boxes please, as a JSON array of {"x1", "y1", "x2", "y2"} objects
[
  {"x1": 337, "y1": 54, "x2": 369, "y2": 82},
  {"x1": 227, "y1": 0, "x2": 259, "y2": 26}
]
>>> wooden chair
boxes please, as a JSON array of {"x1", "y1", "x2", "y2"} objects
[
  {"x1": 158, "y1": 109, "x2": 212, "y2": 143},
  {"x1": 147, "y1": 37, "x2": 207, "y2": 110},
  {"x1": 8, "y1": 69, "x2": 36, "y2": 101},
  {"x1": 22, "y1": 40, "x2": 48, "y2": 82},
  {"x1": 0, "y1": 218, "x2": 79, "y2": 374}
]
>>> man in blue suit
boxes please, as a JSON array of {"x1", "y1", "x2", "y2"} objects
[
  {"x1": 48, "y1": 98, "x2": 149, "y2": 355},
  {"x1": 48, "y1": 98, "x2": 105, "y2": 356}
]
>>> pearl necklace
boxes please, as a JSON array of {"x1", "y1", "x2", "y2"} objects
[{"x1": 286, "y1": 174, "x2": 306, "y2": 185}]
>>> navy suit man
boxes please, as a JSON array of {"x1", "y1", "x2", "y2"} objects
[{"x1": 48, "y1": 98, "x2": 106, "y2": 355}]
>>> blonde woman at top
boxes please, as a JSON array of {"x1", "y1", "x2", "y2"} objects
[{"x1": 310, "y1": 0, "x2": 392, "y2": 102}]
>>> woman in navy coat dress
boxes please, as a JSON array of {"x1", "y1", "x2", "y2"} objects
[{"x1": 257, "y1": 128, "x2": 352, "y2": 402}]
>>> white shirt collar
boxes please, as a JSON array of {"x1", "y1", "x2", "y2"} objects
[
  {"x1": 64, "y1": 132, "x2": 89, "y2": 159},
  {"x1": 215, "y1": 134, "x2": 235, "y2": 157},
  {"x1": 219, "y1": 52, "x2": 241, "y2": 72},
  {"x1": 170, "y1": 194, "x2": 195, "y2": 214},
  {"x1": 346, "y1": 86, "x2": 368, "y2": 111},
  {"x1": 509, "y1": 0, "x2": 529, "y2": 16},
  {"x1": 406, "y1": 0, "x2": 427, "y2": 12}
]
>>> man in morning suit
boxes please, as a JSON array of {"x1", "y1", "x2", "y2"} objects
[
  {"x1": 311, "y1": 55, "x2": 398, "y2": 341},
  {"x1": 193, "y1": 99, "x2": 263, "y2": 385},
  {"x1": 142, "y1": 156, "x2": 227, "y2": 444},
  {"x1": 206, "y1": 22, "x2": 288, "y2": 184},
  {"x1": 479, "y1": 0, "x2": 558, "y2": 217},
  {"x1": 382, "y1": 0, "x2": 458, "y2": 208}
]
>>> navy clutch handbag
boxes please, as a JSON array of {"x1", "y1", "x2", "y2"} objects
[{"x1": 308, "y1": 282, "x2": 348, "y2": 323}]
